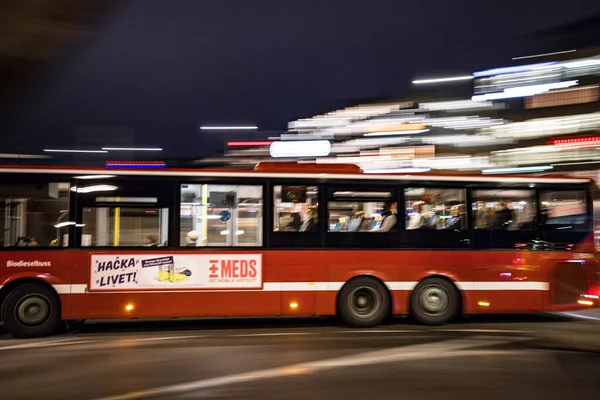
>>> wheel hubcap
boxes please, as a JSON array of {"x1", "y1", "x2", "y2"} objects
[
  {"x1": 348, "y1": 286, "x2": 381, "y2": 319},
  {"x1": 16, "y1": 295, "x2": 50, "y2": 326},
  {"x1": 419, "y1": 286, "x2": 449, "y2": 315}
]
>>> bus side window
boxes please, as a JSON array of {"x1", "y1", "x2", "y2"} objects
[
  {"x1": 273, "y1": 185, "x2": 319, "y2": 233},
  {"x1": 539, "y1": 190, "x2": 591, "y2": 246},
  {"x1": 327, "y1": 191, "x2": 397, "y2": 233},
  {"x1": 403, "y1": 187, "x2": 470, "y2": 249},
  {"x1": 0, "y1": 182, "x2": 71, "y2": 248},
  {"x1": 180, "y1": 184, "x2": 263, "y2": 247},
  {"x1": 81, "y1": 206, "x2": 168, "y2": 247},
  {"x1": 471, "y1": 189, "x2": 536, "y2": 249}
]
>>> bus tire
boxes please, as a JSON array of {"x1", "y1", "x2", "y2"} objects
[
  {"x1": 1, "y1": 283, "x2": 61, "y2": 339},
  {"x1": 410, "y1": 277, "x2": 460, "y2": 326},
  {"x1": 338, "y1": 277, "x2": 390, "y2": 328}
]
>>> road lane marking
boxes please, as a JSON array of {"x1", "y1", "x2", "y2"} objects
[
  {"x1": 229, "y1": 332, "x2": 313, "y2": 337},
  {"x1": 95, "y1": 336, "x2": 529, "y2": 400},
  {"x1": 338, "y1": 329, "x2": 423, "y2": 334},
  {"x1": 434, "y1": 329, "x2": 533, "y2": 334},
  {"x1": 122, "y1": 335, "x2": 206, "y2": 342},
  {"x1": 0, "y1": 338, "x2": 98, "y2": 351}
]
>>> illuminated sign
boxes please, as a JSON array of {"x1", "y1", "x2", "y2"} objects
[{"x1": 269, "y1": 140, "x2": 331, "y2": 158}]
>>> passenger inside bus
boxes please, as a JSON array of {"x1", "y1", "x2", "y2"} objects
[
  {"x1": 406, "y1": 201, "x2": 426, "y2": 230},
  {"x1": 491, "y1": 200, "x2": 515, "y2": 230},
  {"x1": 370, "y1": 200, "x2": 397, "y2": 232},
  {"x1": 300, "y1": 206, "x2": 318, "y2": 232},
  {"x1": 145, "y1": 234, "x2": 159, "y2": 247},
  {"x1": 185, "y1": 231, "x2": 198, "y2": 247},
  {"x1": 405, "y1": 188, "x2": 468, "y2": 231}
]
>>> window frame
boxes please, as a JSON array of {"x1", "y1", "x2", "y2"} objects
[
  {"x1": 177, "y1": 178, "x2": 266, "y2": 249},
  {"x1": 268, "y1": 180, "x2": 323, "y2": 249},
  {"x1": 469, "y1": 184, "x2": 541, "y2": 250},
  {"x1": 323, "y1": 182, "x2": 400, "y2": 249},
  {"x1": 0, "y1": 173, "x2": 76, "y2": 251},
  {"x1": 537, "y1": 187, "x2": 593, "y2": 246},
  {"x1": 402, "y1": 183, "x2": 472, "y2": 250},
  {"x1": 74, "y1": 176, "x2": 177, "y2": 249}
]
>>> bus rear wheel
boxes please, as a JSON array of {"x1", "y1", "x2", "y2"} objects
[
  {"x1": 1, "y1": 283, "x2": 61, "y2": 339},
  {"x1": 338, "y1": 277, "x2": 390, "y2": 327},
  {"x1": 410, "y1": 278, "x2": 460, "y2": 325}
]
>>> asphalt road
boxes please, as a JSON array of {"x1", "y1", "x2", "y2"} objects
[{"x1": 1, "y1": 314, "x2": 599, "y2": 400}]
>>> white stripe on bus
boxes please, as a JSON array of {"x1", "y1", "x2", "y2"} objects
[
  {"x1": 0, "y1": 167, "x2": 589, "y2": 184},
  {"x1": 58, "y1": 281, "x2": 550, "y2": 295}
]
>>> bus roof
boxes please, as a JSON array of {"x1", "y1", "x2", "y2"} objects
[{"x1": 0, "y1": 164, "x2": 591, "y2": 185}]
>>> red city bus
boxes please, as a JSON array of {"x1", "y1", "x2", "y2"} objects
[{"x1": 0, "y1": 162, "x2": 598, "y2": 338}]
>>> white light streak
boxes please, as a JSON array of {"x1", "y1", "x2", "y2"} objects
[
  {"x1": 472, "y1": 80, "x2": 579, "y2": 101},
  {"x1": 512, "y1": 49, "x2": 576, "y2": 60},
  {"x1": 412, "y1": 75, "x2": 473, "y2": 84},
  {"x1": 44, "y1": 149, "x2": 107, "y2": 154},
  {"x1": 563, "y1": 58, "x2": 600, "y2": 69},
  {"x1": 482, "y1": 166, "x2": 553, "y2": 174},
  {"x1": 364, "y1": 168, "x2": 431, "y2": 173},
  {"x1": 200, "y1": 126, "x2": 258, "y2": 130},
  {"x1": 419, "y1": 100, "x2": 496, "y2": 111},
  {"x1": 101, "y1": 148, "x2": 163, "y2": 151},
  {"x1": 70, "y1": 185, "x2": 119, "y2": 193},
  {"x1": 363, "y1": 129, "x2": 429, "y2": 137},
  {"x1": 75, "y1": 175, "x2": 116, "y2": 180},
  {"x1": 54, "y1": 221, "x2": 76, "y2": 228}
]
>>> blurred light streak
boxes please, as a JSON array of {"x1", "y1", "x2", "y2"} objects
[
  {"x1": 341, "y1": 137, "x2": 412, "y2": 147},
  {"x1": 269, "y1": 140, "x2": 331, "y2": 158},
  {"x1": 473, "y1": 62, "x2": 557, "y2": 78},
  {"x1": 482, "y1": 166, "x2": 553, "y2": 174},
  {"x1": 288, "y1": 103, "x2": 412, "y2": 130},
  {"x1": 563, "y1": 58, "x2": 600, "y2": 69},
  {"x1": 512, "y1": 49, "x2": 577, "y2": 60},
  {"x1": 412, "y1": 76, "x2": 473, "y2": 84},
  {"x1": 44, "y1": 149, "x2": 107, "y2": 153},
  {"x1": 226, "y1": 141, "x2": 273, "y2": 146},
  {"x1": 485, "y1": 111, "x2": 600, "y2": 139},
  {"x1": 364, "y1": 129, "x2": 429, "y2": 137},
  {"x1": 364, "y1": 168, "x2": 431, "y2": 173},
  {"x1": 422, "y1": 135, "x2": 514, "y2": 147},
  {"x1": 553, "y1": 161, "x2": 600, "y2": 167},
  {"x1": 414, "y1": 156, "x2": 491, "y2": 170},
  {"x1": 549, "y1": 136, "x2": 600, "y2": 148},
  {"x1": 365, "y1": 123, "x2": 426, "y2": 133},
  {"x1": 472, "y1": 80, "x2": 579, "y2": 101},
  {"x1": 419, "y1": 100, "x2": 496, "y2": 111},
  {"x1": 0, "y1": 153, "x2": 51, "y2": 159},
  {"x1": 200, "y1": 126, "x2": 257, "y2": 130},
  {"x1": 101, "y1": 147, "x2": 162, "y2": 151}
]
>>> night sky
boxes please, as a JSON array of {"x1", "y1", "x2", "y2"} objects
[{"x1": 8, "y1": 0, "x2": 600, "y2": 159}]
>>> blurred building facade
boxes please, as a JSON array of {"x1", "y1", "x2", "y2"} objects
[{"x1": 204, "y1": 41, "x2": 600, "y2": 182}]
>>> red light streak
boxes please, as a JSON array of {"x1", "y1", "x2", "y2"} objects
[
  {"x1": 549, "y1": 136, "x2": 600, "y2": 147},
  {"x1": 227, "y1": 141, "x2": 273, "y2": 147}
]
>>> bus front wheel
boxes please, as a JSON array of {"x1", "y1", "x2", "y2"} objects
[
  {"x1": 1, "y1": 283, "x2": 61, "y2": 339},
  {"x1": 410, "y1": 277, "x2": 460, "y2": 325},
  {"x1": 338, "y1": 277, "x2": 390, "y2": 327}
]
